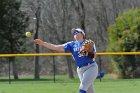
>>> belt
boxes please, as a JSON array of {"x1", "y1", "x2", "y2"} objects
[{"x1": 78, "y1": 62, "x2": 94, "y2": 68}]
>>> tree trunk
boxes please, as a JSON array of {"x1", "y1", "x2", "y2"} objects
[
  {"x1": 34, "y1": 6, "x2": 41, "y2": 80},
  {"x1": 66, "y1": 57, "x2": 74, "y2": 79},
  {"x1": 9, "y1": 57, "x2": 18, "y2": 80},
  {"x1": 9, "y1": 39, "x2": 18, "y2": 80},
  {"x1": 34, "y1": 51, "x2": 40, "y2": 80},
  {"x1": 34, "y1": 20, "x2": 40, "y2": 80}
]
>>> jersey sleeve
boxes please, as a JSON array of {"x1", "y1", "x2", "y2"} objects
[{"x1": 63, "y1": 41, "x2": 74, "y2": 53}]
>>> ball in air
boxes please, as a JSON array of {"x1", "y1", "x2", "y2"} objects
[{"x1": 26, "y1": 32, "x2": 31, "y2": 37}]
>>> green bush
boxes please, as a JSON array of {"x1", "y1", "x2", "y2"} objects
[{"x1": 108, "y1": 8, "x2": 140, "y2": 78}]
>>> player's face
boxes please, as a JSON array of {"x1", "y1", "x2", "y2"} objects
[{"x1": 74, "y1": 32, "x2": 84, "y2": 42}]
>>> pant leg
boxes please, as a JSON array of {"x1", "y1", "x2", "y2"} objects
[
  {"x1": 77, "y1": 67, "x2": 84, "y2": 82},
  {"x1": 77, "y1": 67, "x2": 86, "y2": 93},
  {"x1": 87, "y1": 84, "x2": 94, "y2": 93},
  {"x1": 79, "y1": 63, "x2": 98, "y2": 92}
]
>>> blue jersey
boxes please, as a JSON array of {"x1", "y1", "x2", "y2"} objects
[{"x1": 63, "y1": 39, "x2": 96, "y2": 67}]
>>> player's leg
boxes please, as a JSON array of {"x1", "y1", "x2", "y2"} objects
[
  {"x1": 79, "y1": 63, "x2": 98, "y2": 92},
  {"x1": 77, "y1": 67, "x2": 86, "y2": 93},
  {"x1": 87, "y1": 84, "x2": 94, "y2": 93},
  {"x1": 77, "y1": 67, "x2": 84, "y2": 82}
]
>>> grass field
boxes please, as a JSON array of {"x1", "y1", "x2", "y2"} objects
[{"x1": 0, "y1": 75, "x2": 140, "y2": 93}]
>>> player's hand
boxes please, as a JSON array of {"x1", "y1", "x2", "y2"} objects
[{"x1": 34, "y1": 39, "x2": 46, "y2": 46}]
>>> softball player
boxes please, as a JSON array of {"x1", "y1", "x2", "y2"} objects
[{"x1": 34, "y1": 28, "x2": 98, "y2": 93}]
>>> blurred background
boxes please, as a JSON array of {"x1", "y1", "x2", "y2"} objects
[{"x1": 0, "y1": 0, "x2": 140, "y2": 80}]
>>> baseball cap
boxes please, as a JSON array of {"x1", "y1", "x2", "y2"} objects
[{"x1": 71, "y1": 28, "x2": 85, "y2": 36}]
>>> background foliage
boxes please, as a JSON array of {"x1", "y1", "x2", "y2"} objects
[
  {"x1": 0, "y1": 0, "x2": 29, "y2": 79},
  {"x1": 108, "y1": 8, "x2": 140, "y2": 78},
  {"x1": 0, "y1": 0, "x2": 140, "y2": 79}
]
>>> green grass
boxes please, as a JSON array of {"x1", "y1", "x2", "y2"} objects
[{"x1": 0, "y1": 75, "x2": 140, "y2": 93}]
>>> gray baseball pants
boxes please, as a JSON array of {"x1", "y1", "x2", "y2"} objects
[{"x1": 77, "y1": 62, "x2": 98, "y2": 93}]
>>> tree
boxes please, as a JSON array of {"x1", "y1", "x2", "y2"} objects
[
  {"x1": 108, "y1": 8, "x2": 140, "y2": 78},
  {"x1": 26, "y1": 0, "x2": 43, "y2": 80},
  {"x1": 0, "y1": 0, "x2": 29, "y2": 79},
  {"x1": 40, "y1": 0, "x2": 75, "y2": 79}
]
